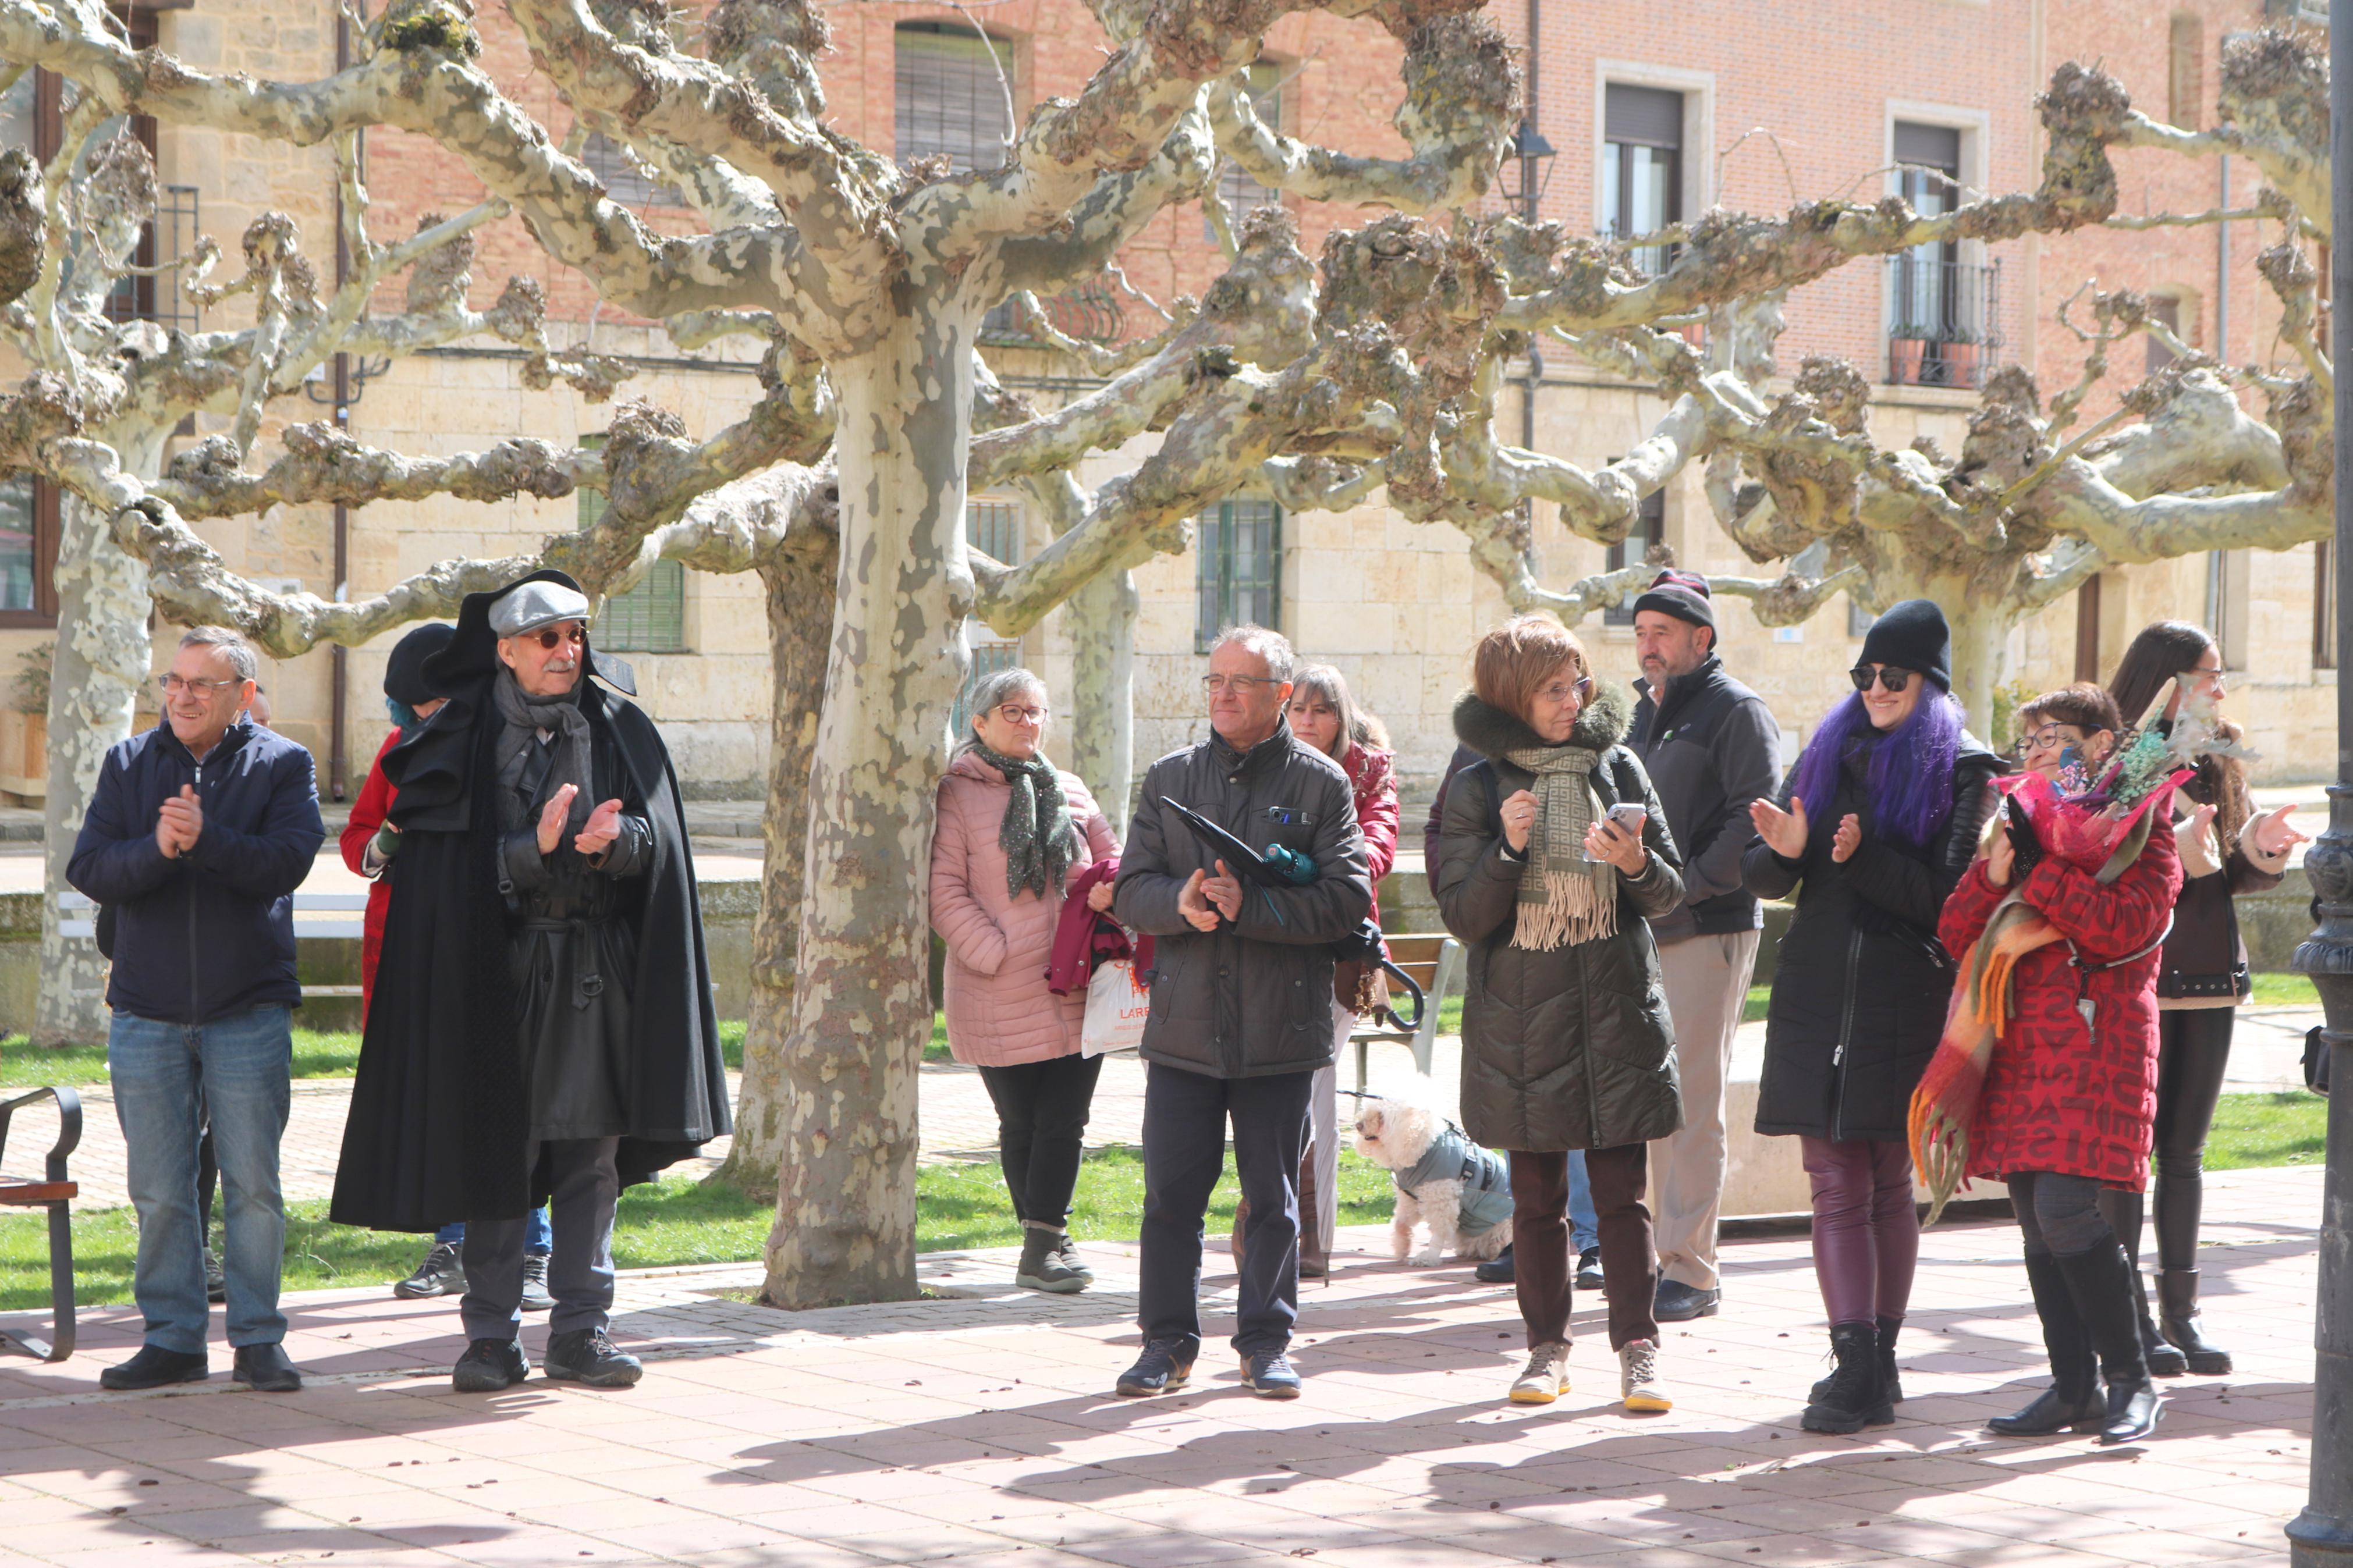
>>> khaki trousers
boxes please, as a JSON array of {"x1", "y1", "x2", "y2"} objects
[{"x1": 1649, "y1": 928, "x2": 1760, "y2": 1290}]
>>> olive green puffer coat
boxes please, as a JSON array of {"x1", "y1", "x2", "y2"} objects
[{"x1": 1433, "y1": 684, "x2": 1687, "y2": 1154}]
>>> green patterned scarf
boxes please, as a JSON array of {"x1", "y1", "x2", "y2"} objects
[
  {"x1": 975, "y1": 745, "x2": 1076, "y2": 900},
  {"x1": 1501, "y1": 743, "x2": 1617, "y2": 951}
]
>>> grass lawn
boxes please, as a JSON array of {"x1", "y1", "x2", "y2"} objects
[{"x1": 0, "y1": 1147, "x2": 1401, "y2": 1312}]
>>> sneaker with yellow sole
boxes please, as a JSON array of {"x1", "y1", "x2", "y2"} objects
[
  {"x1": 1509, "y1": 1341, "x2": 1570, "y2": 1405},
  {"x1": 1619, "y1": 1338, "x2": 1671, "y2": 1412}
]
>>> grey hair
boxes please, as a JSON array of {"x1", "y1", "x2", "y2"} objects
[
  {"x1": 956, "y1": 665, "x2": 1049, "y2": 755},
  {"x1": 1288, "y1": 663, "x2": 1391, "y2": 758},
  {"x1": 180, "y1": 626, "x2": 258, "y2": 685},
  {"x1": 1210, "y1": 624, "x2": 1296, "y2": 684}
]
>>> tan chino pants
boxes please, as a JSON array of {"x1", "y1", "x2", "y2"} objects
[{"x1": 1649, "y1": 928, "x2": 1761, "y2": 1291}]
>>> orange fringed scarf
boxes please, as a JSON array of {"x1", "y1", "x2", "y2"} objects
[
  {"x1": 1908, "y1": 808, "x2": 2162, "y2": 1224},
  {"x1": 1908, "y1": 899, "x2": 2063, "y2": 1224}
]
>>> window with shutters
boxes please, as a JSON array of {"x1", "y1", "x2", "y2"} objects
[
  {"x1": 1195, "y1": 499, "x2": 1282, "y2": 652},
  {"x1": 2168, "y1": 14, "x2": 2202, "y2": 128},
  {"x1": 1886, "y1": 122, "x2": 1999, "y2": 387},
  {"x1": 1602, "y1": 84, "x2": 1682, "y2": 275},
  {"x1": 2147, "y1": 292, "x2": 2187, "y2": 375},
  {"x1": 956, "y1": 499, "x2": 1025, "y2": 732},
  {"x1": 583, "y1": 133, "x2": 683, "y2": 207},
  {"x1": 1603, "y1": 482, "x2": 1665, "y2": 626},
  {"x1": 577, "y1": 467, "x2": 688, "y2": 653},
  {"x1": 895, "y1": 24, "x2": 1016, "y2": 173},
  {"x1": 0, "y1": 475, "x2": 58, "y2": 627},
  {"x1": 1207, "y1": 61, "x2": 1284, "y2": 240}
]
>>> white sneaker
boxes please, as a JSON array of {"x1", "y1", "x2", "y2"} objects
[
  {"x1": 1619, "y1": 1338, "x2": 1671, "y2": 1412},
  {"x1": 1509, "y1": 1341, "x2": 1570, "y2": 1405}
]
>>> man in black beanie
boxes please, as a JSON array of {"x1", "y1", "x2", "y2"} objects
[{"x1": 1628, "y1": 568, "x2": 1782, "y2": 1322}]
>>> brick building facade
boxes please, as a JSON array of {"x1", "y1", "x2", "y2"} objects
[{"x1": 0, "y1": 0, "x2": 2331, "y2": 813}]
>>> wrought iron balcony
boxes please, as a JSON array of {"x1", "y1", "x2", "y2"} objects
[
  {"x1": 1884, "y1": 255, "x2": 2001, "y2": 389},
  {"x1": 102, "y1": 185, "x2": 202, "y2": 335}
]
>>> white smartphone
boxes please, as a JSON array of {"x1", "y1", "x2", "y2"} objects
[{"x1": 1584, "y1": 802, "x2": 1647, "y2": 861}]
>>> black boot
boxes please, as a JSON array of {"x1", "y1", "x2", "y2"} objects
[
  {"x1": 2158, "y1": 1267, "x2": 2232, "y2": 1375},
  {"x1": 1989, "y1": 1253, "x2": 2104, "y2": 1436},
  {"x1": 2101, "y1": 1187, "x2": 2186, "y2": 1377},
  {"x1": 1809, "y1": 1315, "x2": 1905, "y2": 1405},
  {"x1": 2057, "y1": 1243, "x2": 2163, "y2": 1445},
  {"x1": 1801, "y1": 1322, "x2": 1893, "y2": 1434}
]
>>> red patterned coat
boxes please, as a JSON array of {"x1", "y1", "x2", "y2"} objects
[{"x1": 1936, "y1": 815, "x2": 2183, "y2": 1189}]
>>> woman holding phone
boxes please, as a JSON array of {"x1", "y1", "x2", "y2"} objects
[
  {"x1": 1433, "y1": 617, "x2": 1686, "y2": 1411},
  {"x1": 1743, "y1": 599, "x2": 2001, "y2": 1433}
]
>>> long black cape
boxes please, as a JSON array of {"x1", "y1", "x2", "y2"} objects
[{"x1": 328, "y1": 570, "x2": 731, "y2": 1232}]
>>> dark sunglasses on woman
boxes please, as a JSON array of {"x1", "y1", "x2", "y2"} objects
[{"x1": 1849, "y1": 664, "x2": 1912, "y2": 694}]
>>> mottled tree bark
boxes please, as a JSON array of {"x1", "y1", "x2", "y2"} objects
[
  {"x1": 1064, "y1": 567, "x2": 1139, "y2": 820},
  {"x1": 34, "y1": 436, "x2": 162, "y2": 1046},
  {"x1": 714, "y1": 529, "x2": 836, "y2": 1198},
  {"x1": 761, "y1": 305, "x2": 973, "y2": 1307}
]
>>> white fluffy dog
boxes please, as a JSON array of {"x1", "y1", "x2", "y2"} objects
[{"x1": 1351, "y1": 1096, "x2": 1514, "y2": 1266}]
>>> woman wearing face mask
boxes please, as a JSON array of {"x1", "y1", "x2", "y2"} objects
[
  {"x1": 1937, "y1": 678, "x2": 2182, "y2": 1445},
  {"x1": 1743, "y1": 599, "x2": 2001, "y2": 1434},
  {"x1": 1272, "y1": 664, "x2": 1397, "y2": 1278},
  {"x1": 2099, "y1": 623, "x2": 2309, "y2": 1375},
  {"x1": 932, "y1": 667, "x2": 1122, "y2": 1293}
]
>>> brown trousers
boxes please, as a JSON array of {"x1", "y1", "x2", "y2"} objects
[{"x1": 1510, "y1": 1143, "x2": 1658, "y2": 1351}]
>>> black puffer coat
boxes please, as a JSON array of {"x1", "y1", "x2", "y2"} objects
[
  {"x1": 1435, "y1": 685, "x2": 1687, "y2": 1154},
  {"x1": 1742, "y1": 727, "x2": 2001, "y2": 1143}
]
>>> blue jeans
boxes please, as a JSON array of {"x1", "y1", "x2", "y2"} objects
[
  {"x1": 436, "y1": 1208, "x2": 552, "y2": 1255},
  {"x1": 1568, "y1": 1149, "x2": 1599, "y2": 1255},
  {"x1": 108, "y1": 1004, "x2": 292, "y2": 1352}
]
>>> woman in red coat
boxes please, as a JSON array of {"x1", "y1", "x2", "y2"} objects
[
  {"x1": 1284, "y1": 664, "x2": 1399, "y2": 1275},
  {"x1": 1937, "y1": 688, "x2": 2183, "y2": 1446}
]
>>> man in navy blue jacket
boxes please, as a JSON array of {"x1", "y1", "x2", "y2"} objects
[{"x1": 68, "y1": 627, "x2": 325, "y2": 1392}]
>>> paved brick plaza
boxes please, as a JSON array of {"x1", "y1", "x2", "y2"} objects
[{"x1": 0, "y1": 1164, "x2": 2323, "y2": 1567}]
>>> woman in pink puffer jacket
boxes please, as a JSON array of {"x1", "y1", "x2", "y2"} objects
[{"x1": 931, "y1": 667, "x2": 1121, "y2": 1293}]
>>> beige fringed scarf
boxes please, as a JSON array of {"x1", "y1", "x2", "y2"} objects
[{"x1": 1501, "y1": 744, "x2": 1617, "y2": 951}]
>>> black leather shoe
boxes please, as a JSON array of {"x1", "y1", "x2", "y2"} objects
[
  {"x1": 100, "y1": 1345, "x2": 209, "y2": 1391},
  {"x1": 1474, "y1": 1244, "x2": 1515, "y2": 1285},
  {"x1": 1654, "y1": 1279, "x2": 1720, "y2": 1321},
  {"x1": 203, "y1": 1247, "x2": 226, "y2": 1306},
  {"x1": 1986, "y1": 1384, "x2": 2107, "y2": 1437},
  {"x1": 1575, "y1": 1246, "x2": 1605, "y2": 1291},
  {"x1": 232, "y1": 1343, "x2": 302, "y2": 1393},
  {"x1": 395, "y1": 1240, "x2": 466, "y2": 1300},
  {"x1": 519, "y1": 1253, "x2": 556, "y2": 1313},
  {"x1": 2099, "y1": 1378, "x2": 2163, "y2": 1445},
  {"x1": 544, "y1": 1328, "x2": 643, "y2": 1388},
  {"x1": 452, "y1": 1338, "x2": 530, "y2": 1392},
  {"x1": 1115, "y1": 1338, "x2": 1195, "y2": 1397}
]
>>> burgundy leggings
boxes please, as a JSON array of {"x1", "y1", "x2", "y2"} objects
[{"x1": 1800, "y1": 1136, "x2": 1919, "y2": 1327}]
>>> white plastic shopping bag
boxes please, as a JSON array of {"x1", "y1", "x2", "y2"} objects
[{"x1": 1080, "y1": 957, "x2": 1151, "y2": 1057}]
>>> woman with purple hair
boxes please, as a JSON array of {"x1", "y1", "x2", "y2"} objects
[{"x1": 1741, "y1": 599, "x2": 2001, "y2": 1434}]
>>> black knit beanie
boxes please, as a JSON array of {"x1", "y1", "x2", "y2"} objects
[
  {"x1": 1859, "y1": 599, "x2": 1952, "y2": 691},
  {"x1": 1631, "y1": 567, "x2": 1716, "y2": 632},
  {"x1": 384, "y1": 622, "x2": 456, "y2": 706}
]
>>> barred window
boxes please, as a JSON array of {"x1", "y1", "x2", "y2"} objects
[
  {"x1": 1195, "y1": 499, "x2": 1281, "y2": 652},
  {"x1": 956, "y1": 499, "x2": 1025, "y2": 733},
  {"x1": 1603, "y1": 478, "x2": 1664, "y2": 626},
  {"x1": 583, "y1": 132, "x2": 682, "y2": 208},
  {"x1": 896, "y1": 24, "x2": 1015, "y2": 173},
  {"x1": 578, "y1": 474, "x2": 688, "y2": 653},
  {"x1": 1207, "y1": 61, "x2": 1284, "y2": 240}
]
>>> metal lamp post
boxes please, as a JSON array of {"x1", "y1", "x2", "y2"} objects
[{"x1": 2287, "y1": 4, "x2": 2353, "y2": 1561}]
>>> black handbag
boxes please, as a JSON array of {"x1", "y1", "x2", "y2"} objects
[{"x1": 2306, "y1": 1026, "x2": 2333, "y2": 1097}]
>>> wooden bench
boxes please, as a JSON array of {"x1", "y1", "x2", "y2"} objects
[
  {"x1": 56, "y1": 891, "x2": 368, "y2": 1001},
  {"x1": 0, "y1": 1085, "x2": 81, "y2": 1361},
  {"x1": 1347, "y1": 931, "x2": 1464, "y2": 1092}
]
